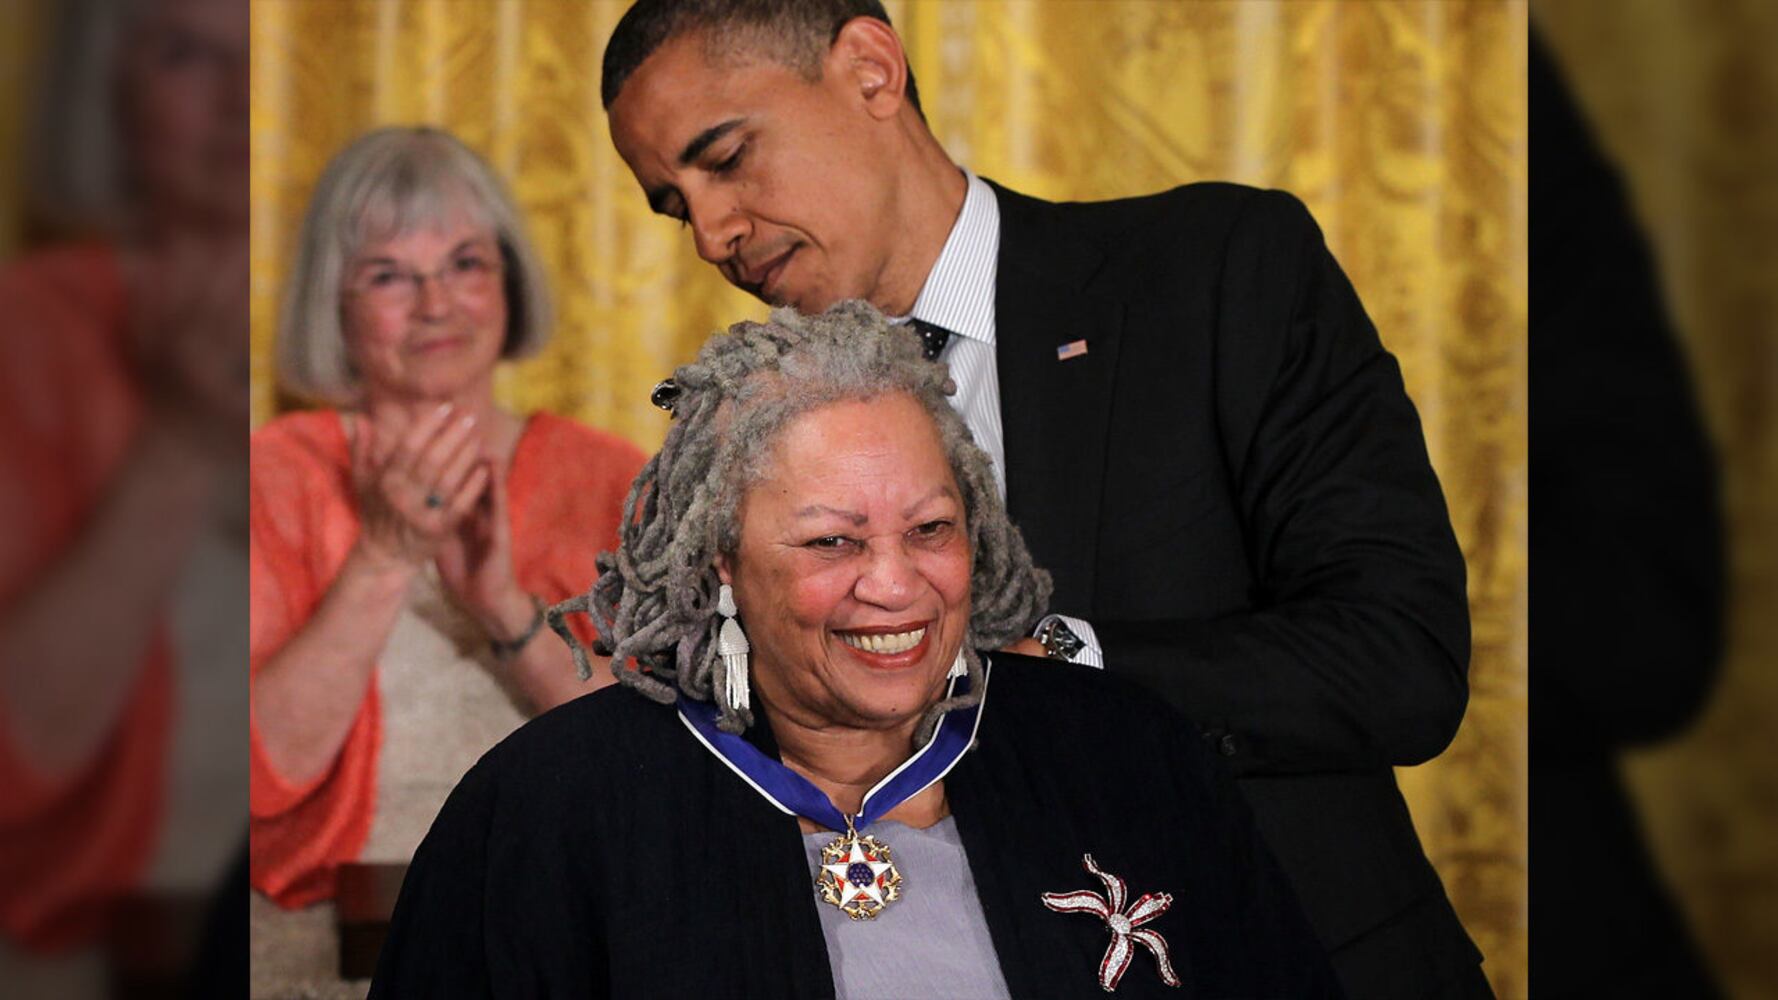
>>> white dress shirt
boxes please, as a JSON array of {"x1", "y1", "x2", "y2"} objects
[{"x1": 903, "y1": 171, "x2": 1103, "y2": 667}]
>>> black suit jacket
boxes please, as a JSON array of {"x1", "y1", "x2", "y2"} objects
[
  {"x1": 986, "y1": 179, "x2": 1486, "y2": 997},
  {"x1": 370, "y1": 657, "x2": 1340, "y2": 998}
]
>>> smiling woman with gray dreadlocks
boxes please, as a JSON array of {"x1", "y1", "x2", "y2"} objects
[
  {"x1": 370, "y1": 302, "x2": 1339, "y2": 1000},
  {"x1": 554, "y1": 299, "x2": 1048, "y2": 739}
]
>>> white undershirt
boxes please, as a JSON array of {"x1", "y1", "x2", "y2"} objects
[{"x1": 902, "y1": 172, "x2": 1102, "y2": 667}]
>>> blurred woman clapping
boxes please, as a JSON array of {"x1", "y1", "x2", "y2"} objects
[{"x1": 249, "y1": 127, "x2": 643, "y2": 919}]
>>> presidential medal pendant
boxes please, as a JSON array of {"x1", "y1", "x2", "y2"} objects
[{"x1": 816, "y1": 819, "x2": 902, "y2": 920}]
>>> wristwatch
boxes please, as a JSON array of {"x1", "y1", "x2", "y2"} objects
[{"x1": 1034, "y1": 616, "x2": 1085, "y2": 661}]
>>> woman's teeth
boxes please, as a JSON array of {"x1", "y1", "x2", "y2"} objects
[{"x1": 838, "y1": 627, "x2": 926, "y2": 655}]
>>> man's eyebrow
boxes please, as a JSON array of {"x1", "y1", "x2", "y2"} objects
[
  {"x1": 678, "y1": 118, "x2": 746, "y2": 166},
  {"x1": 642, "y1": 119, "x2": 749, "y2": 215},
  {"x1": 792, "y1": 504, "x2": 868, "y2": 526}
]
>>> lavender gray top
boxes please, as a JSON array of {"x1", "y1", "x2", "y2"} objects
[{"x1": 802, "y1": 817, "x2": 1013, "y2": 1000}]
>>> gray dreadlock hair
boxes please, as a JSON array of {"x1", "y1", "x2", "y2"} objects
[{"x1": 548, "y1": 300, "x2": 1052, "y2": 739}]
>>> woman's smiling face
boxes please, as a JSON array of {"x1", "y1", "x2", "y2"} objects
[
  {"x1": 339, "y1": 217, "x2": 508, "y2": 403},
  {"x1": 719, "y1": 393, "x2": 972, "y2": 733}
]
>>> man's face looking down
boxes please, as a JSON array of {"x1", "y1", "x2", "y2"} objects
[{"x1": 608, "y1": 24, "x2": 923, "y2": 315}]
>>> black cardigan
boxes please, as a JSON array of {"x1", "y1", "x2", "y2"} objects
[{"x1": 369, "y1": 655, "x2": 1340, "y2": 998}]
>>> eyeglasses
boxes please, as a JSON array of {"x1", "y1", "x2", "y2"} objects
[{"x1": 345, "y1": 249, "x2": 504, "y2": 309}]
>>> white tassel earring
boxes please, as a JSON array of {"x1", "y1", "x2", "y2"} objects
[
  {"x1": 947, "y1": 647, "x2": 969, "y2": 681},
  {"x1": 717, "y1": 584, "x2": 751, "y2": 713}
]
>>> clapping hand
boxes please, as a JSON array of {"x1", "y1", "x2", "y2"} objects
[
  {"x1": 350, "y1": 404, "x2": 491, "y2": 572},
  {"x1": 434, "y1": 456, "x2": 533, "y2": 642},
  {"x1": 351, "y1": 403, "x2": 533, "y2": 642}
]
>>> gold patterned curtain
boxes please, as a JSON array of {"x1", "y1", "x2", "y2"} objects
[
  {"x1": 0, "y1": 1, "x2": 45, "y2": 257},
  {"x1": 249, "y1": 1, "x2": 1527, "y2": 993}
]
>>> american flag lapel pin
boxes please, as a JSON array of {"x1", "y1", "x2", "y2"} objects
[{"x1": 1056, "y1": 339, "x2": 1089, "y2": 361}]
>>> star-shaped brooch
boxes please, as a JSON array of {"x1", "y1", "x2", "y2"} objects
[
  {"x1": 1041, "y1": 854, "x2": 1181, "y2": 992},
  {"x1": 816, "y1": 829, "x2": 903, "y2": 919}
]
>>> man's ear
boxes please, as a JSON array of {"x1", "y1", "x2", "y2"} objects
[{"x1": 826, "y1": 16, "x2": 911, "y2": 121}]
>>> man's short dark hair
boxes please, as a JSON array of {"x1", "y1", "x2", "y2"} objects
[{"x1": 601, "y1": 0, "x2": 923, "y2": 118}]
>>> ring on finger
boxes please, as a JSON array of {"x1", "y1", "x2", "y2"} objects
[{"x1": 424, "y1": 492, "x2": 445, "y2": 510}]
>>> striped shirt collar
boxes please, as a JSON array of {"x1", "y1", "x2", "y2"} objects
[{"x1": 907, "y1": 170, "x2": 999, "y2": 346}]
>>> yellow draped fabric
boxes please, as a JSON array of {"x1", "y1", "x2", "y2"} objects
[
  {"x1": 249, "y1": 1, "x2": 1526, "y2": 993},
  {"x1": 0, "y1": 1, "x2": 43, "y2": 258},
  {"x1": 1539, "y1": 5, "x2": 1778, "y2": 993}
]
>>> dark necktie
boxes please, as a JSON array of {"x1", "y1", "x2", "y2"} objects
[{"x1": 907, "y1": 318, "x2": 953, "y2": 361}]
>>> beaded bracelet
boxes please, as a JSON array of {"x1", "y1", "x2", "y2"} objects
[{"x1": 489, "y1": 595, "x2": 546, "y2": 662}]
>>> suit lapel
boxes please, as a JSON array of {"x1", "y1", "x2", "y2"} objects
[{"x1": 989, "y1": 181, "x2": 1124, "y2": 616}]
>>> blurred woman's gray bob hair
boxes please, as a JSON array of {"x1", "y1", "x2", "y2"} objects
[
  {"x1": 551, "y1": 301, "x2": 1052, "y2": 738},
  {"x1": 276, "y1": 126, "x2": 552, "y2": 405}
]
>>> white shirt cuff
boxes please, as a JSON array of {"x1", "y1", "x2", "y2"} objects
[{"x1": 1034, "y1": 614, "x2": 1105, "y2": 668}]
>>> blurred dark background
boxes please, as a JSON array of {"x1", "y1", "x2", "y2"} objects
[{"x1": 1536, "y1": 1, "x2": 1778, "y2": 996}]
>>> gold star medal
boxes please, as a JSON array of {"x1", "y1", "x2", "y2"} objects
[{"x1": 816, "y1": 818, "x2": 903, "y2": 920}]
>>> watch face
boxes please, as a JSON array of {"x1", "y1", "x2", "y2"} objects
[{"x1": 1043, "y1": 620, "x2": 1082, "y2": 660}]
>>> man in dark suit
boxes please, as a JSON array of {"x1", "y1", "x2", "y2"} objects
[{"x1": 602, "y1": 1, "x2": 1487, "y2": 995}]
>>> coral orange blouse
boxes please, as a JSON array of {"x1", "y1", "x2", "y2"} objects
[
  {"x1": 0, "y1": 243, "x2": 169, "y2": 953},
  {"x1": 249, "y1": 409, "x2": 644, "y2": 909}
]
